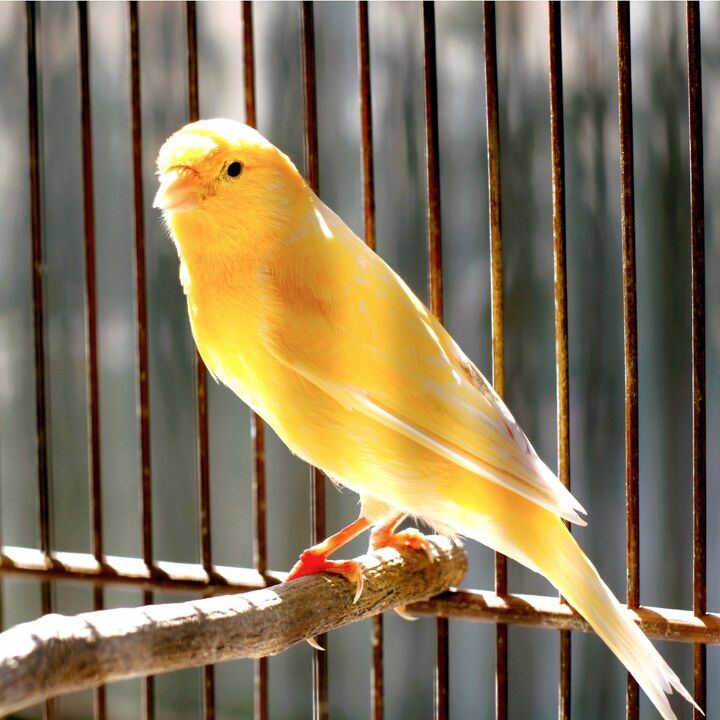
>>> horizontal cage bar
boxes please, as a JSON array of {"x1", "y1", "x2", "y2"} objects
[{"x1": 2, "y1": 548, "x2": 717, "y2": 645}]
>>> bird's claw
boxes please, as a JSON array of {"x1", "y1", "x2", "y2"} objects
[
  {"x1": 287, "y1": 551, "x2": 365, "y2": 604},
  {"x1": 306, "y1": 636, "x2": 325, "y2": 651},
  {"x1": 370, "y1": 527, "x2": 434, "y2": 562},
  {"x1": 393, "y1": 604, "x2": 419, "y2": 621}
]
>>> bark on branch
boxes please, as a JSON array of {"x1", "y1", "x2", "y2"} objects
[{"x1": 0, "y1": 536, "x2": 465, "y2": 715}]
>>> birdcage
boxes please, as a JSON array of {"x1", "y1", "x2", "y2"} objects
[{"x1": 0, "y1": 2, "x2": 717, "y2": 719}]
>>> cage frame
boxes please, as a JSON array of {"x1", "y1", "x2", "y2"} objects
[{"x1": 0, "y1": 2, "x2": 714, "y2": 719}]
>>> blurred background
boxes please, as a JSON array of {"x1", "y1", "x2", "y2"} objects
[{"x1": 0, "y1": 2, "x2": 718, "y2": 718}]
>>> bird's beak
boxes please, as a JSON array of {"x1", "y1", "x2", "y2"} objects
[{"x1": 153, "y1": 168, "x2": 201, "y2": 212}]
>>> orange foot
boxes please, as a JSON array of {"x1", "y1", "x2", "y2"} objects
[
  {"x1": 287, "y1": 550, "x2": 365, "y2": 603},
  {"x1": 285, "y1": 516, "x2": 371, "y2": 604},
  {"x1": 369, "y1": 514, "x2": 434, "y2": 561},
  {"x1": 369, "y1": 514, "x2": 434, "y2": 621}
]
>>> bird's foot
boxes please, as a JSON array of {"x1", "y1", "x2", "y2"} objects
[
  {"x1": 287, "y1": 550, "x2": 365, "y2": 604},
  {"x1": 369, "y1": 526, "x2": 434, "y2": 562},
  {"x1": 368, "y1": 521, "x2": 430, "y2": 622},
  {"x1": 392, "y1": 604, "x2": 419, "y2": 621}
]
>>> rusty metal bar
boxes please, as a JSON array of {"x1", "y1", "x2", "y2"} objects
[
  {"x1": 129, "y1": 0, "x2": 152, "y2": 579},
  {"x1": 78, "y1": 0, "x2": 103, "y2": 571},
  {"x1": 300, "y1": 4, "x2": 327, "y2": 718},
  {"x1": 128, "y1": 3, "x2": 155, "y2": 717},
  {"x1": 186, "y1": 0, "x2": 212, "y2": 575},
  {"x1": 77, "y1": 3, "x2": 107, "y2": 718},
  {"x1": 186, "y1": 2, "x2": 199, "y2": 119},
  {"x1": 26, "y1": 3, "x2": 54, "y2": 718},
  {"x1": 483, "y1": 3, "x2": 508, "y2": 718},
  {"x1": 357, "y1": 3, "x2": 383, "y2": 718},
  {"x1": 370, "y1": 614, "x2": 384, "y2": 720},
  {"x1": 423, "y1": 1, "x2": 443, "y2": 321},
  {"x1": 243, "y1": 2, "x2": 257, "y2": 129},
  {"x1": 2, "y1": 545, "x2": 719, "y2": 638},
  {"x1": 301, "y1": 2, "x2": 320, "y2": 195},
  {"x1": 547, "y1": 4, "x2": 571, "y2": 718},
  {"x1": 251, "y1": 413, "x2": 268, "y2": 720},
  {"x1": 358, "y1": 1, "x2": 375, "y2": 254},
  {"x1": 410, "y1": 590, "x2": 720, "y2": 644},
  {"x1": 421, "y1": 4, "x2": 448, "y2": 718},
  {"x1": 242, "y1": 3, "x2": 268, "y2": 718},
  {"x1": 26, "y1": 0, "x2": 50, "y2": 565},
  {"x1": 185, "y1": 4, "x2": 215, "y2": 717},
  {"x1": 0, "y1": 546, "x2": 282, "y2": 591},
  {"x1": 616, "y1": 4, "x2": 639, "y2": 718},
  {"x1": 311, "y1": 451, "x2": 328, "y2": 720},
  {"x1": 483, "y1": 3, "x2": 504, "y2": 404},
  {"x1": 3, "y1": 545, "x2": 718, "y2": 644},
  {"x1": 686, "y1": 3, "x2": 706, "y2": 716}
]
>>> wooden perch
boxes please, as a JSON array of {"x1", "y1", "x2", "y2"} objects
[{"x1": 0, "y1": 536, "x2": 465, "y2": 715}]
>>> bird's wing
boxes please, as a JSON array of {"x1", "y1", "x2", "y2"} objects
[{"x1": 259, "y1": 199, "x2": 586, "y2": 525}]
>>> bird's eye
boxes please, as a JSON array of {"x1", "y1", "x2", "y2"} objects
[{"x1": 227, "y1": 161, "x2": 243, "y2": 178}]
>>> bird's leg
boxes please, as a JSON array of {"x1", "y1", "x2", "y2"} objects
[
  {"x1": 369, "y1": 512, "x2": 433, "y2": 560},
  {"x1": 287, "y1": 515, "x2": 372, "y2": 603},
  {"x1": 370, "y1": 512, "x2": 434, "y2": 621}
]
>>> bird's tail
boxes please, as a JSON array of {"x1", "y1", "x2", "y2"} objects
[{"x1": 457, "y1": 509, "x2": 700, "y2": 719}]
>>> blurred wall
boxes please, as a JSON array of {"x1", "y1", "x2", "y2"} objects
[{"x1": 0, "y1": 2, "x2": 718, "y2": 719}]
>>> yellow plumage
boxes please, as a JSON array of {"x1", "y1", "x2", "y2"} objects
[{"x1": 154, "y1": 119, "x2": 698, "y2": 719}]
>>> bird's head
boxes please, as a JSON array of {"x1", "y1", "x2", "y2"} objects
[{"x1": 154, "y1": 119, "x2": 306, "y2": 243}]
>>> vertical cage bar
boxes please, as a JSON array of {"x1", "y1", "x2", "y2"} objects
[
  {"x1": 357, "y1": 3, "x2": 383, "y2": 718},
  {"x1": 370, "y1": 615, "x2": 384, "y2": 720},
  {"x1": 616, "y1": 4, "x2": 639, "y2": 718},
  {"x1": 358, "y1": 1, "x2": 375, "y2": 254},
  {"x1": 243, "y1": 2, "x2": 257, "y2": 130},
  {"x1": 186, "y1": 3, "x2": 200, "y2": 120},
  {"x1": 77, "y1": 3, "x2": 106, "y2": 718},
  {"x1": 185, "y1": 4, "x2": 215, "y2": 718},
  {"x1": 483, "y1": 4, "x2": 508, "y2": 718},
  {"x1": 26, "y1": 3, "x2": 54, "y2": 718},
  {"x1": 547, "y1": 4, "x2": 571, "y2": 718},
  {"x1": 128, "y1": 3, "x2": 155, "y2": 717},
  {"x1": 423, "y1": 1, "x2": 443, "y2": 319},
  {"x1": 242, "y1": 3, "x2": 268, "y2": 719},
  {"x1": 26, "y1": 0, "x2": 50, "y2": 561},
  {"x1": 686, "y1": 3, "x2": 706, "y2": 716},
  {"x1": 250, "y1": 407, "x2": 268, "y2": 720},
  {"x1": 421, "y1": 5, "x2": 448, "y2": 719},
  {"x1": 301, "y1": 2, "x2": 320, "y2": 192},
  {"x1": 300, "y1": 4, "x2": 328, "y2": 719}
]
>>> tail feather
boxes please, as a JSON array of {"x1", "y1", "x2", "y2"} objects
[
  {"x1": 549, "y1": 541, "x2": 694, "y2": 719},
  {"x1": 459, "y1": 514, "x2": 700, "y2": 719}
]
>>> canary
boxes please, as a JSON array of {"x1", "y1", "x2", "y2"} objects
[{"x1": 154, "y1": 119, "x2": 697, "y2": 719}]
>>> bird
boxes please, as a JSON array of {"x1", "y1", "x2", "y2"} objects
[{"x1": 154, "y1": 118, "x2": 698, "y2": 720}]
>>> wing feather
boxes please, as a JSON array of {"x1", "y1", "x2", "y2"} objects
[{"x1": 261, "y1": 198, "x2": 587, "y2": 525}]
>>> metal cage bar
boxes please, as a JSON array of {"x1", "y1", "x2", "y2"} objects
[
  {"x1": 616, "y1": 5, "x2": 640, "y2": 717},
  {"x1": 420, "y1": 5, "x2": 448, "y2": 720},
  {"x1": 686, "y1": 3, "x2": 706, "y2": 716},
  {"x1": 26, "y1": 3, "x2": 54, "y2": 718},
  {"x1": 241, "y1": 4, "x2": 269, "y2": 719},
  {"x1": 547, "y1": 4, "x2": 572, "y2": 718},
  {"x1": 356, "y1": 2, "x2": 385, "y2": 719},
  {"x1": 299, "y1": 4, "x2": 329, "y2": 718},
  {"x1": 128, "y1": 3, "x2": 155, "y2": 717},
  {"x1": 482, "y1": 4, "x2": 508, "y2": 718},
  {"x1": 77, "y1": 3, "x2": 107, "y2": 718},
  {"x1": 0, "y1": 3, "x2": 715, "y2": 720},
  {"x1": 184, "y1": 4, "x2": 216, "y2": 718},
  {"x1": 2, "y1": 545, "x2": 718, "y2": 639}
]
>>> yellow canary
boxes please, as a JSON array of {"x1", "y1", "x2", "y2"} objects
[{"x1": 154, "y1": 119, "x2": 697, "y2": 719}]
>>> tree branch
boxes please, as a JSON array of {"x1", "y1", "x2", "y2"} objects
[{"x1": 0, "y1": 536, "x2": 465, "y2": 715}]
